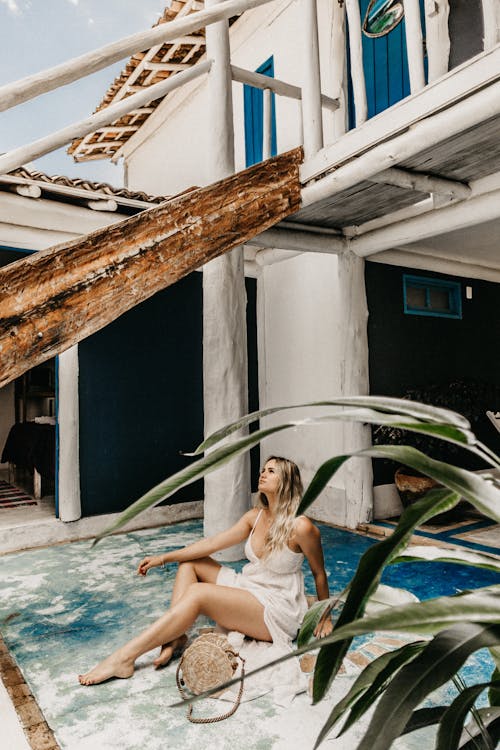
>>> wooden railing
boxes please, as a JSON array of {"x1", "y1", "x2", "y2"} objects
[{"x1": 0, "y1": 0, "x2": 498, "y2": 179}]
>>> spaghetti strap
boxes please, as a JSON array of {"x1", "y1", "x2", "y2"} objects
[{"x1": 250, "y1": 509, "x2": 263, "y2": 535}]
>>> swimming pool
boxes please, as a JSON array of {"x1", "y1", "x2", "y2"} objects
[{"x1": 0, "y1": 520, "x2": 498, "y2": 750}]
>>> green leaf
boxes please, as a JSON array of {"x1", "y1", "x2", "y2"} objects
[
  {"x1": 459, "y1": 708, "x2": 500, "y2": 749},
  {"x1": 310, "y1": 489, "x2": 461, "y2": 704},
  {"x1": 298, "y1": 598, "x2": 338, "y2": 647},
  {"x1": 299, "y1": 446, "x2": 500, "y2": 522},
  {"x1": 337, "y1": 642, "x2": 427, "y2": 738},
  {"x1": 193, "y1": 395, "x2": 472, "y2": 453},
  {"x1": 488, "y1": 647, "x2": 500, "y2": 705},
  {"x1": 169, "y1": 588, "x2": 500, "y2": 712},
  {"x1": 96, "y1": 404, "x2": 498, "y2": 540},
  {"x1": 401, "y1": 706, "x2": 448, "y2": 735},
  {"x1": 93, "y1": 421, "x2": 292, "y2": 541},
  {"x1": 393, "y1": 546, "x2": 500, "y2": 574},
  {"x1": 437, "y1": 680, "x2": 500, "y2": 750},
  {"x1": 363, "y1": 583, "x2": 419, "y2": 615},
  {"x1": 365, "y1": 446, "x2": 500, "y2": 521},
  {"x1": 317, "y1": 641, "x2": 426, "y2": 741},
  {"x1": 354, "y1": 623, "x2": 500, "y2": 750}
]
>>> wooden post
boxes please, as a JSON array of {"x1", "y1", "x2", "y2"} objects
[
  {"x1": 345, "y1": 0, "x2": 368, "y2": 126},
  {"x1": 481, "y1": 0, "x2": 500, "y2": 50},
  {"x1": 301, "y1": 0, "x2": 324, "y2": 157},
  {"x1": 337, "y1": 252, "x2": 373, "y2": 527},
  {"x1": 203, "y1": 0, "x2": 250, "y2": 560},
  {"x1": 57, "y1": 346, "x2": 81, "y2": 522},
  {"x1": 403, "y1": 0, "x2": 426, "y2": 92},
  {"x1": 424, "y1": 0, "x2": 450, "y2": 82},
  {"x1": 262, "y1": 88, "x2": 272, "y2": 160},
  {"x1": 331, "y1": 0, "x2": 347, "y2": 139}
]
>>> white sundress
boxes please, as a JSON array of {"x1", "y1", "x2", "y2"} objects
[{"x1": 216, "y1": 509, "x2": 309, "y2": 646}]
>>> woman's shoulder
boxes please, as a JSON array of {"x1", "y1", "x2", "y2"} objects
[
  {"x1": 243, "y1": 506, "x2": 262, "y2": 525},
  {"x1": 293, "y1": 515, "x2": 320, "y2": 539}
]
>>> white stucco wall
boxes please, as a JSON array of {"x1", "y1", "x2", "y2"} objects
[{"x1": 257, "y1": 251, "x2": 365, "y2": 526}]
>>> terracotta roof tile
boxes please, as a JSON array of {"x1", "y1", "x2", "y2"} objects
[
  {"x1": 69, "y1": 0, "x2": 206, "y2": 163},
  {"x1": 4, "y1": 165, "x2": 167, "y2": 204}
]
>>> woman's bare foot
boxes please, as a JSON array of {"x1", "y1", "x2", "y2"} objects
[
  {"x1": 78, "y1": 652, "x2": 135, "y2": 686},
  {"x1": 153, "y1": 634, "x2": 188, "y2": 669}
]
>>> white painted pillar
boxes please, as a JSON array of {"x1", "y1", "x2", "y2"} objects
[
  {"x1": 262, "y1": 88, "x2": 272, "y2": 160},
  {"x1": 424, "y1": 0, "x2": 450, "y2": 82},
  {"x1": 301, "y1": 0, "x2": 324, "y2": 157},
  {"x1": 203, "y1": 0, "x2": 250, "y2": 560},
  {"x1": 403, "y1": 0, "x2": 426, "y2": 92},
  {"x1": 57, "y1": 346, "x2": 81, "y2": 522},
  {"x1": 337, "y1": 252, "x2": 373, "y2": 527},
  {"x1": 345, "y1": 0, "x2": 368, "y2": 126},
  {"x1": 331, "y1": 0, "x2": 348, "y2": 139},
  {"x1": 481, "y1": 0, "x2": 500, "y2": 49}
]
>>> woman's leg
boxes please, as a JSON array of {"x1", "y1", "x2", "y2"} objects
[
  {"x1": 78, "y1": 583, "x2": 270, "y2": 685},
  {"x1": 154, "y1": 557, "x2": 221, "y2": 667}
]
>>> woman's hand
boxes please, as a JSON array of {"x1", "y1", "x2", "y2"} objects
[
  {"x1": 314, "y1": 615, "x2": 333, "y2": 639},
  {"x1": 137, "y1": 555, "x2": 164, "y2": 576}
]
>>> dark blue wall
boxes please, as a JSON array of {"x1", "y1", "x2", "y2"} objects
[
  {"x1": 78, "y1": 274, "x2": 259, "y2": 517},
  {"x1": 366, "y1": 263, "x2": 500, "y2": 484}
]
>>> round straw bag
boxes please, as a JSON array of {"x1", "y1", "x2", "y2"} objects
[{"x1": 176, "y1": 633, "x2": 245, "y2": 723}]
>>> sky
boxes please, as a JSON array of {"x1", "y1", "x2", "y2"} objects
[{"x1": 0, "y1": 0, "x2": 169, "y2": 187}]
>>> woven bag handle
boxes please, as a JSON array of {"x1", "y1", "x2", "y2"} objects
[{"x1": 176, "y1": 655, "x2": 246, "y2": 724}]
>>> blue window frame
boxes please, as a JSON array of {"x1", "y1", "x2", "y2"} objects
[
  {"x1": 403, "y1": 274, "x2": 462, "y2": 319},
  {"x1": 243, "y1": 56, "x2": 277, "y2": 167}
]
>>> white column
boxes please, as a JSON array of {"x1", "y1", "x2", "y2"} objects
[
  {"x1": 262, "y1": 88, "x2": 272, "y2": 160},
  {"x1": 337, "y1": 252, "x2": 373, "y2": 527},
  {"x1": 345, "y1": 0, "x2": 368, "y2": 126},
  {"x1": 424, "y1": 0, "x2": 450, "y2": 82},
  {"x1": 204, "y1": 0, "x2": 250, "y2": 560},
  {"x1": 301, "y1": 0, "x2": 324, "y2": 157},
  {"x1": 403, "y1": 0, "x2": 426, "y2": 93},
  {"x1": 331, "y1": 0, "x2": 348, "y2": 139},
  {"x1": 57, "y1": 346, "x2": 81, "y2": 522},
  {"x1": 481, "y1": 0, "x2": 500, "y2": 49}
]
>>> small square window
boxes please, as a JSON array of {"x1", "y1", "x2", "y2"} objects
[{"x1": 403, "y1": 275, "x2": 462, "y2": 319}]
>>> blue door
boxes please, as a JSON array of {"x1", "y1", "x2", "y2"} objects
[
  {"x1": 244, "y1": 56, "x2": 278, "y2": 167},
  {"x1": 348, "y1": 0, "x2": 426, "y2": 126}
]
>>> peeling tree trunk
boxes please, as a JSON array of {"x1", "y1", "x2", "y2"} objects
[{"x1": 0, "y1": 147, "x2": 302, "y2": 390}]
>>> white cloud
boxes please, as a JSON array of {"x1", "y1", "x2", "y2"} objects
[
  {"x1": 0, "y1": 0, "x2": 21, "y2": 14},
  {"x1": 67, "y1": 0, "x2": 79, "y2": 5},
  {"x1": 88, "y1": 16, "x2": 94, "y2": 25}
]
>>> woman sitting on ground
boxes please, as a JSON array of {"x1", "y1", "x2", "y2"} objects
[{"x1": 79, "y1": 456, "x2": 333, "y2": 685}]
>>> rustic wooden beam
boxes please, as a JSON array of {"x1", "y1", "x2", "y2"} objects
[{"x1": 0, "y1": 148, "x2": 302, "y2": 390}]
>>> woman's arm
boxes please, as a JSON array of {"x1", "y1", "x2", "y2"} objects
[
  {"x1": 294, "y1": 517, "x2": 333, "y2": 638},
  {"x1": 137, "y1": 509, "x2": 256, "y2": 575}
]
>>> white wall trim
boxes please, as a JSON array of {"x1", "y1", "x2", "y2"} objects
[{"x1": 57, "y1": 346, "x2": 81, "y2": 523}]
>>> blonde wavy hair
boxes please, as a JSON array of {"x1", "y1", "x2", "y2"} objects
[{"x1": 258, "y1": 456, "x2": 303, "y2": 559}]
